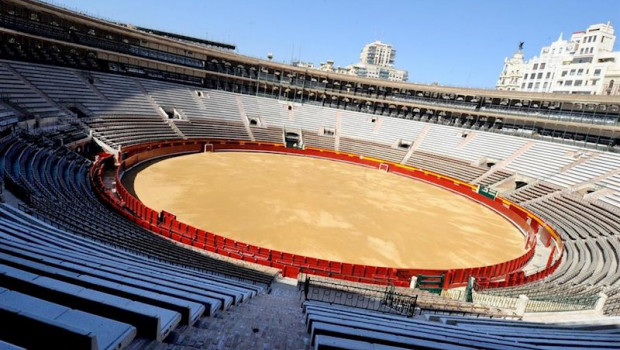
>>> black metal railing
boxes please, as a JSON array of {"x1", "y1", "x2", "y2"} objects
[{"x1": 300, "y1": 276, "x2": 417, "y2": 317}]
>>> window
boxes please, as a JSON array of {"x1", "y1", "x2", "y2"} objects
[
  {"x1": 534, "y1": 82, "x2": 540, "y2": 89},
  {"x1": 561, "y1": 71, "x2": 568, "y2": 77},
  {"x1": 577, "y1": 69, "x2": 583, "y2": 75},
  {"x1": 575, "y1": 80, "x2": 583, "y2": 86},
  {"x1": 594, "y1": 69, "x2": 601, "y2": 76},
  {"x1": 540, "y1": 63, "x2": 546, "y2": 69},
  {"x1": 533, "y1": 63, "x2": 539, "y2": 70},
  {"x1": 521, "y1": 83, "x2": 526, "y2": 89},
  {"x1": 565, "y1": 80, "x2": 573, "y2": 86},
  {"x1": 570, "y1": 69, "x2": 576, "y2": 76},
  {"x1": 527, "y1": 82, "x2": 533, "y2": 88},
  {"x1": 557, "y1": 81, "x2": 563, "y2": 86},
  {"x1": 543, "y1": 82, "x2": 548, "y2": 89},
  {"x1": 537, "y1": 73, "x2": 543, "y2": 79},
  {"x1": 524, "y1": 73, "x2": 528, "y2": 79},
  {"x1": 546, "y1": 72, "x2": 551, "y2": 79}
]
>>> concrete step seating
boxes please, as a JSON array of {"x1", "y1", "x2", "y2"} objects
[
  {"x1": 0, "y1": 202, "x2": 271, "y2": 349},
  {"x1": 0, "y1": 287, "x2": 136, "y2": 350},
  {"x1": 0, "y1": 264, "x2": 181, "y2": 341},
  {"x1": 0, "y1": 136, "x2": 277, "y2": 285},
  {"x1": 303, "y1": 300, "x2": 620, "y2": 350}
]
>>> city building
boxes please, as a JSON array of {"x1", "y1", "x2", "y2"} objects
[
  {"x1": 497, "y1": 22, "x2": 620, "y2": 95},
  {"x1": 496, "y1": 43, "x2": 526, "y2": 91},
  {"x1": 346, "y1": 41, "x2": 408, "y2": 82},
  {"x1": 290, "y1": 41, "x2": 409, "y2": 82}
]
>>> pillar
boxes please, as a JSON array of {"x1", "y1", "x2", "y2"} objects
[{"x1": 516, "y1": 294, "x2": 529, "y2": 316}]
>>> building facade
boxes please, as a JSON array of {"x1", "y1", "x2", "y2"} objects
[
  {"x1": 496, "y1": 44, "x2": 526, "y2": 91},
  {"x1": 292, "y1": 41, "x2": 409, "y2": 82},
  {"x1": 497, "y1": 23, "x2": 620, "y2": 95},
  {"x1": 347, "y1": 41, "x2": 408, "y2": 82}
]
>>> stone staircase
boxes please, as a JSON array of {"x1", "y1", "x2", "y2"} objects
[
  {"x1": 155, "y1": 281, "x2": 310, "y2": 350},
  {"x1": 401, "y1": 124, "x2": 430, "y2": 164},
  {"x1": 471, "y1": 141, "x2": 536, "y2": 184},
  {"x1": 235, "y1": 95, "x2": 255, "y2": 142}
]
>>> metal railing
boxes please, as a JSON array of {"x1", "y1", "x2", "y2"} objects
[
  {"x1": 525, "y1": 296, "x2": 599, "y2": 313},
  {"x1": 300, "y1": 276, "x2": 417, "y2": 317},
  {"x1": 446, "y1": 287, "x2": 601, "y2": 313}
]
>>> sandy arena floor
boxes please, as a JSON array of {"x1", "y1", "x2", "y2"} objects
[{"x1": 128, "y1": 152, "x2": 526, "y2": 269}]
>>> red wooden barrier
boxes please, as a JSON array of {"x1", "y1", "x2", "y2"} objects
[{"x1": 90, "y1": 139, "x2": 564, "y2": 289}]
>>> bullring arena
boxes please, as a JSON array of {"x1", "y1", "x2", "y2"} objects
[
  {"x1": 0, "y1": 1, "x2": 619, "y2": 349},
  {"x1": 128, "y1": 151, "x2": 525, "y2": 269}
]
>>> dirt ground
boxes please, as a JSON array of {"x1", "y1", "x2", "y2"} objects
[{"x1": 129, "y1": 152, "x2": 526, "y2": 269}]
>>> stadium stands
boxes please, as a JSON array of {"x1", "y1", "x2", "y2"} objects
[
  {"x1": 0, "y1": 196, "x2": 268, "y2": 348},
  {"x1": 0, "y1": 1, "x2": 619, "y2": 347},
  {"x1": 302, "y1": 300, "x2": 620, "y2": 349},
  {"x1": 480, "y1": 192, "x2": 620, "y2": 315},
  {"x1": 0, "y1": 134, "x2": 276, "y2": 286},
  {"x1": 0, "y1": 63, "x2": 618, "y2": 305}
]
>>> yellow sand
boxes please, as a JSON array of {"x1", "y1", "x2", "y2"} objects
[{"x1": 130, "y1": 152, "x2": 525, "y2": 269}]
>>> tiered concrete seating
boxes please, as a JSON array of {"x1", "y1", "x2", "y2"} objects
[
  {"x1": 450, "y1": 132, "x2": 528, "y2": 163},
  {"x1": 43, "y1": 122, "x2": 89, "y2": 146},
  {"x1": 596, "y1": 173, "x2": 620, "y2": 208},
  {"x1": 0, "y1": 195, "x2": 270, "y2": 347},
  {"x1": 0, "y1": 263, "x2": 182, "y2": 340},
  {"x1": 505, "y1": 142, "x2": 577, "y2": 179},
  {"x1": 3, "y1": 60, "x2": 620, "y2": 324},
  {"x1": 250, "y1": 125, "x2": 282, "y2": 143},
  {"x1": 303, "y1": 300, "x2": 620, "y2": 349},
  {"x1": 0, "y1": 287, "x2": 136, "y2": 350},
  {"x1": 240, "y1": 93, "x2": 293, "y2": 129},
  {"x1": 138, "y1": 78, "x2": 206, "y2": 120},
  {"x1": 339, "y1": 137, "x2": 408, "y2": 164},
  {"x1": 174, "y1": 119, "x2": 249, "y2": 140},
  {"x1": 9, "y1": 61, "x2": 101, "y2": 109},
  {"x1": 0, "y1": 61, "x2": 63, "y2": 118},
  {"x1": 85, "y1": 115, "x2": 179, "y2": 147},
  {"x1": 506, "y1": 181, "x2": 563, "y2": 203},
  {"x1": 406, "y1": 151, "x2": 487, "y2": 182},
  {"x1": 87, "y1": 72, "x2": 157, "y2": 116},
  {"x1": 291, "y1": 102, "x2": 339, "y2": 133},
  {"x1": 547, "y1": 152, "x2": 620, "y2": 188},
  {"x1": 0, "y1": 102, "x2": 18, "y2": 126},
  {"x1": 303, "y1": 132, "x2": 335, "y2": 150},
  {"x1": 201, "y1": 90, "x2": 246, "y2": 121},
  {"x1": 480, "y1": 193, "x2": 620, "y2": 305},
  {"x1": 417, "y1": 124, "x2": 467, "y2": 155},
  {"x1": 0, "y1": 136, "x2": 276, "y2": 286},
  {"x1": 478, "y1": 169, "x2": 513, "y2": 186}
]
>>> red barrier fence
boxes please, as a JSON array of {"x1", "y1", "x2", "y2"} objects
[{"x1": 90, "y1": 139, "x2": 563, "y2": 289}]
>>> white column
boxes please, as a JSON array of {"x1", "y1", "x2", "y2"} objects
[
  {"x1": 595, "y1": 292, "x2": 608, "y2": 313},
  {"x1": 409, "y1": 276, "x2": 418, "y2": 289},
  {"x1": 516, "y1": 294, "x2": 529, "y2": 316}
]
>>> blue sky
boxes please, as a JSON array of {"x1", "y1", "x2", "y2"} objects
[{"x1": 44, "y1": 0, "x2": 620, "y2": 88}]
